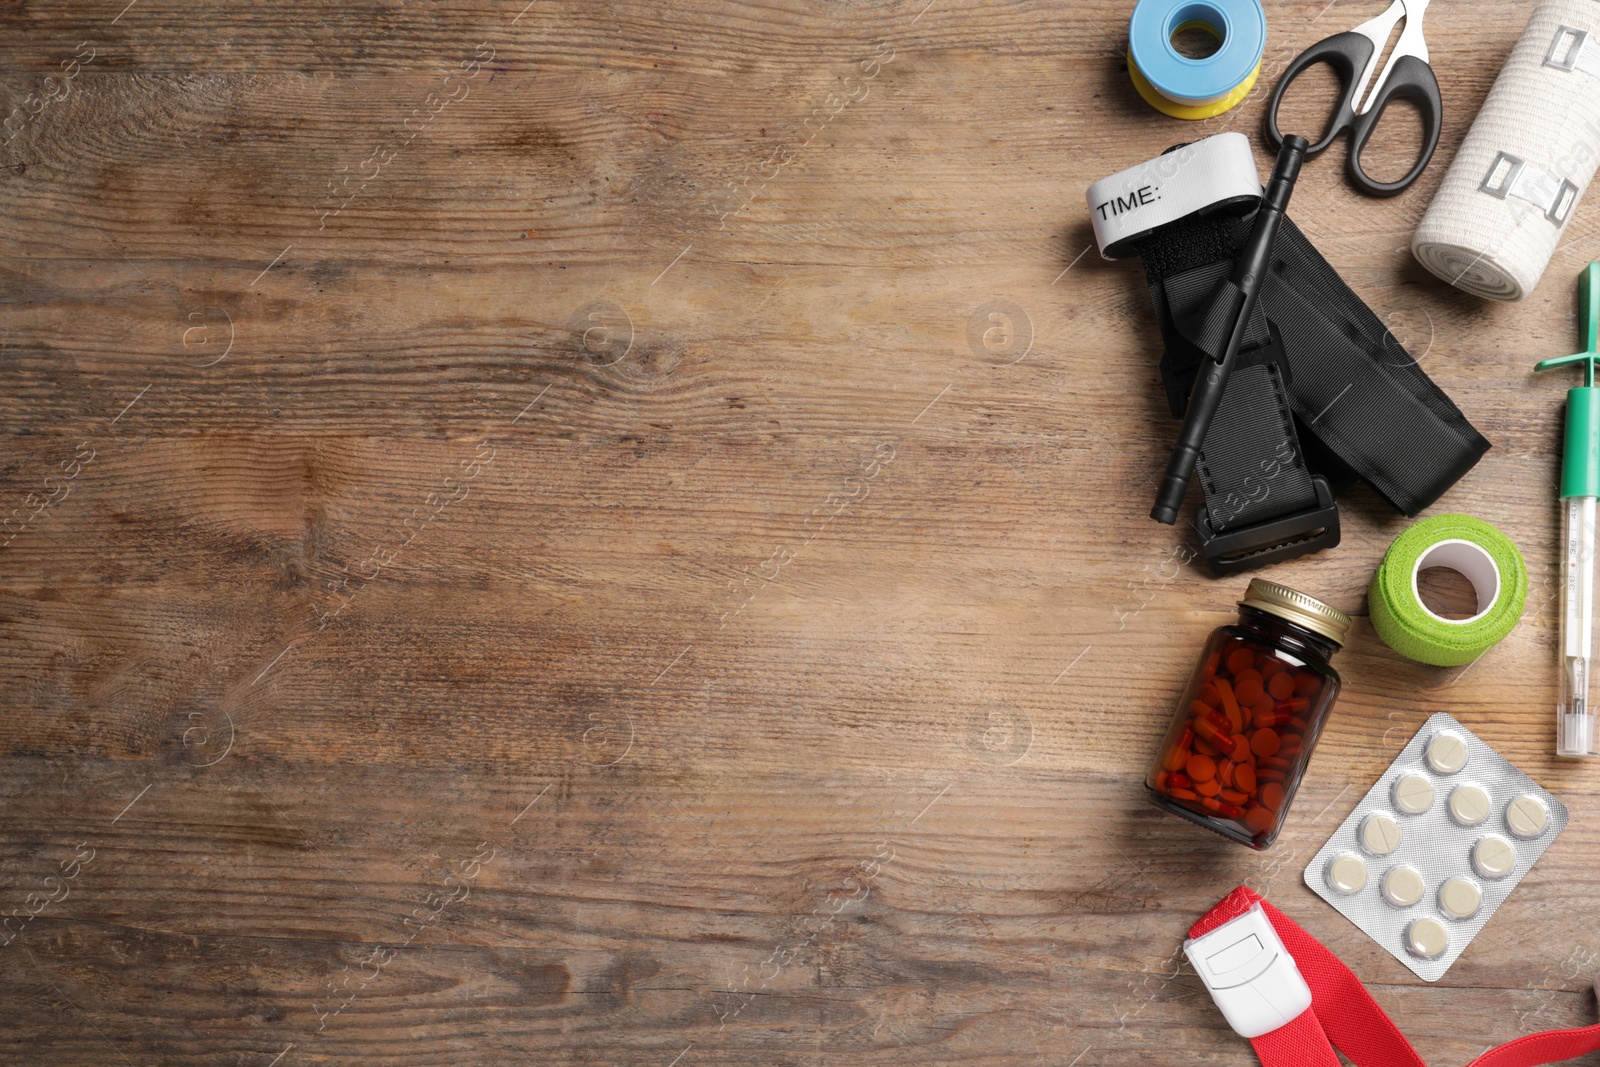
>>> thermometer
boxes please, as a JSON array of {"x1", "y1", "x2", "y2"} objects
[{"x1": 1535, "y1": 261, "x2": 1600, "y2": 758}]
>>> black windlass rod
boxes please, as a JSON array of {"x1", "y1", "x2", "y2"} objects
[{"x1": 1150, "y1": 134, "x2": 1309, "y2": 526}]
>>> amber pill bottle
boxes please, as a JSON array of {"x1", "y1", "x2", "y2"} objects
[{"x1": 1145, "y1": 579, "x2": 1350, "y2": 850}]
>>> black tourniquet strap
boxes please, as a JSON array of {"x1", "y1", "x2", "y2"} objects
[
  {"x1": 1197, "y1": 361, "x2": 1320, "y2": 531},
  {"x1": 1133, "y1": 207, "x2": 1489, "y2": 571}
]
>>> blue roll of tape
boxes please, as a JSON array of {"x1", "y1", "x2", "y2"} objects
[{"x1": 1129, "y1": 0, "x2": 1267, "y2": 109}]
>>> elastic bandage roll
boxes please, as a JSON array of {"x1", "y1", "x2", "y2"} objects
[{"x1": 1413, "y1": 0, "x2": 1600, "y2": 301}]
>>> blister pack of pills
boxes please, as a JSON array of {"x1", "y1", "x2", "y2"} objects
[{"x1": 1303, "y1": 712, "x2": 1568, "y2": 981}]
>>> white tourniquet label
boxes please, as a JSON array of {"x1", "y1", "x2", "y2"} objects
[{"x1": 1085, "y1": 132, "x2": 1262, "y2": 260}]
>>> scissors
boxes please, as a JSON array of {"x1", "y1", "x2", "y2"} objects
[{"x1": 1266, "y1": 0, "x2": 1442, "y2": 197}]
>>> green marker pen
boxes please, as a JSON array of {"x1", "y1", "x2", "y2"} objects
[{"x1": 1536, "y1": 261, "x2": 1600, "y2": 758}]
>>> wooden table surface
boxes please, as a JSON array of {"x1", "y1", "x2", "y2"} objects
[{"x1": 4, "y1": 0, "x2": 1599, "y2": 1063}]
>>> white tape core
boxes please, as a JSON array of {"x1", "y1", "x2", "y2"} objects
[{"x1": 1409, "y1": 538, "x2": 1502, "y2": 626}]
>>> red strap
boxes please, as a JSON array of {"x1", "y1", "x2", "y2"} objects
[
  {"x1": 1467, "y1": 1026, "x2": 1600, "y2": 1067},
  {"x1": 1251, "y1": 1011, "x2": 1340, "y2": 1067},
  {"x1": 1190, "y1": 887, "x2": 1600, "y2": 1067}
]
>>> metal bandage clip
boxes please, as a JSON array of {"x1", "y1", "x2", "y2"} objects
[
  {"x1": 1545, "y1": 25, "x2": 1600, "y2": 79},
  {"x1": 1480, "y1": 151, "x2": 1579, "y2": 226}
]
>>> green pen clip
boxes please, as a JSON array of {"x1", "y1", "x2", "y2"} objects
[
  {"x1": 1535, "y1": 261, "x2": 1600, "y2": 758},
  {"x1": 1536, "y1": 261, "x2": 1600, "y2": 499}
]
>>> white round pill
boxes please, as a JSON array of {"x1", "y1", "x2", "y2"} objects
[
  {"x1": 1381, "y1": 864, "x2": 1425, "y2": 908},
  {"x1": 1438, "y1": 875, "x2": 1483, "y2": 920},
  {"x1": 1448, "y1": 783, "x2": 1492, "y2": 827},
  {"x1": 1472, "y1": 835, "x2": 1517, "y2": 880},
  {"x1": 1505, "y1": 794, "x2": 1550, "y2": 840},
  {"x1": 1392, "y1": 773, "x2": 1435, "y2": 815},
  {"x1": 1325, "y1": 852, "x2": 1369, "y2": 895},
  {"x1": 1426, "y1": 731, "x2": 1470, "y2": 774},
  {"x1": 1359, "y1": 812, "x2": 1402, "y2": 856},
  {"x1": 1406, "y1": 917, "x2": 1451, "y2": 959}
]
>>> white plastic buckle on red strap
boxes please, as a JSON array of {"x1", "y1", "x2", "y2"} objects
[
  {"x1": 1184, "y1": 903, "x2": 1313, "y2": 1039},
  {"x1": 1189, "y1": 888, "x2": 1600, "y2": 1067}
]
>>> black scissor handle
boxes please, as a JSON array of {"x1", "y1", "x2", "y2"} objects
[
  {"x1": 1347, "y1": 53, "x2": 1442, "y2": 197},
  {"x1": 1266, "y1": 32, "x2": 1376, "y2": 157}
]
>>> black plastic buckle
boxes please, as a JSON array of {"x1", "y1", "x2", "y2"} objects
[{"x1": 1194, "y1": 475, "x2": 1340, "y2": 575}]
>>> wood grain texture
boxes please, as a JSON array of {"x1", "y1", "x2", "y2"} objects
[{"x1": 2, "y1": 0, "x2": 1599, "y2": 1064}]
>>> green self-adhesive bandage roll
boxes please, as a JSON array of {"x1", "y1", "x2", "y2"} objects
[{"x1": 1368, "y1": 515, "x2": 1528, "y2": 667}]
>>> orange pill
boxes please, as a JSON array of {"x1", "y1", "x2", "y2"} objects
[
  {"x1": 1244, "y1": 806, "x2": 1274, "y2": 833},
  {"x1": 1253, "y1": 707, "x2": 1287, "y2": 730},
  {"x1": 1215, "y1": 677, "x2": 1241, "y2": 722},
  {"x1": 1294, "y1": 672, "x2": 1319, "y2": 696},
  {"x1": 1251, "y1": 728, "x2": 1281, "y2": 758},
  {"x1": 1227, "y1": 648, "x2": 1255, "y2": 675},
  {"x1": 1195, "y1": 735, "x2": 1221, "y2": 758},
  {"x1": 1230, "y1": 734, "x2": 1251, "y2": 762},
  {"x1": 1185, "y1": 753, "x2": 1217, "y2": 782},
  {"x1": 1189, "y1": 700, "x2": 1212, "y2": 720},
  {"x1": 1204, "y1": 651, "x2": 1221, "y2": 676},
  {"x1": 1170, "y1": 787, "x2": 1199, "y2": 801},
  {"x1": 1259, "y1": 656, "x2": 1285, "y2": 677},
  {"x1": 1234, "y1": 670, "x2": 1264, "y2": 706},
  {"x1": 1195, "y1": 777, "x2": 1222, "y2": 797},
  {"x1": 1234, "y1": 764, "x2": 1257, "y2": 793},
  {"x1": 1290, "y1": 716, "x2": 1309, "y2": 733},
  {"x1": 1267, "y1": 671, "x2": 1295, "y2": 701},
  {"x1": 1153, "y1": 770, "x2": 1169, "y2": 791},
  {"x1": 1261, "y1": 782, "x2": 1285, "y2": 810},
  {"x1": 1197, "y1": 682, "x2": 1220, "y2": 707},
  {"x1": 1219, "y1": 788, "x2": 1248, "y2": 805},
  {"x1": 1260, "y1": 755, "x2": 1291, "y2": 772},
  {"x1": 1201, "y1": 795, "x2": 1223, "y2": 812},
  {"x1": 1162, "y1": 746, "x2": 1187, "y2": 772}
]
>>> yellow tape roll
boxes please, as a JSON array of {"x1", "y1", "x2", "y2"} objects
[
  {"x1": 1129, "y1": 56, "x2": 1262, "y2": 121},
  {"x1": 1126, "y1": 1, "x2": 1267, "y2": 121}
]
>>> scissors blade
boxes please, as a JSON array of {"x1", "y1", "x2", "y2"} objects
[
  {"x1": 1357, "y1": 0, "x2": 1432, "y2": 114},
  {"x1": 1348, "y1": 0, "x2": 1408, "y2": 113}
]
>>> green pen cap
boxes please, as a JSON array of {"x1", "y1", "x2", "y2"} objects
[{"x1": 1536, "y1": 262, "x2": 1600, "y2": 500}]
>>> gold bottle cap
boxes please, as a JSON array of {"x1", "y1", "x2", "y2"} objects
[{"x1": 1240, "y1": 579, "x2": 1351, "y2": 646}]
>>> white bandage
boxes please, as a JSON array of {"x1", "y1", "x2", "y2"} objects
[{"x1": 1413, "y1": 2, "x2": 1600, "y2": 300}]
